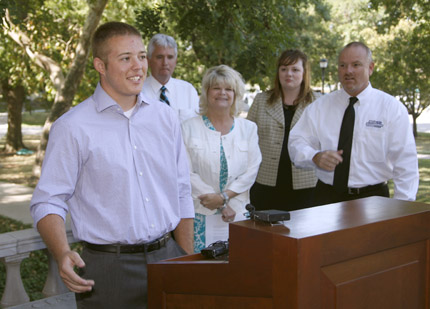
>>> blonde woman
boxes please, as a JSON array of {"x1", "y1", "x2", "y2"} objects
[{"x1": 181, "y1": 65, "x2": 262, "y2": 253}]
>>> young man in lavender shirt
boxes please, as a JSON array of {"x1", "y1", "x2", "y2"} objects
[{"x1": 30, "y1": 22, "x2": 194, "y2": 308}]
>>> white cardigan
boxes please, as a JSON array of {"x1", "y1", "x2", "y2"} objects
[{"x1": 181, "y1": 116, "x2": 262, "y2": 216}]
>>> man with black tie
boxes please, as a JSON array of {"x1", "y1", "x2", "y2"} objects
[
  {"x1": 142, "y1": 34, "x2": 199, "y2": 122},
  {"x1": 288, "y1": 42, "x2": 419, "y2": 205}
]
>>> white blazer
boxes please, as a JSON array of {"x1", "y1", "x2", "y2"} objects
[{"x1": 181, "y1": 116, "x2": 262, "y2": 216}]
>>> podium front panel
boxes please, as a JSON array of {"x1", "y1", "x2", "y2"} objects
[{"x1": 148, "y1": 197, "x2": 430, "y2": 308}]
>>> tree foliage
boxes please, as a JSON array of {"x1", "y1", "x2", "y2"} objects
[
  {"x1": 1, "y1": 0, "x2": 156, "y2": 171},
  {"x1": 0, "y1": 1, "x2": 52, "y2": 151},
  {"x1": 369, "y1": 0, "x2": 430, "y2": 31},
  {"x1": 2, "y1": 0, "x2": 108, "y2": 174},
  {"x1": 368, "y1": 0, "x2": 430, "y2": 136},
  {"x1": 136, "y1": 0, "x2": 336, "y2": 91},
  {"x1": 1, "y1": 0, "x2": 427, "y2": 167}
]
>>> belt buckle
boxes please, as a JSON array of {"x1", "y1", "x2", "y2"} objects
[
  {"x1": 347, "y1": 187, "x2": 360, "y2": 195},
  {"x1": 146, "y1": 233, "x2": 169, "y2": 252},
  {"x1": 159, "y1": 233, "x2": 169, "y2": 247}
]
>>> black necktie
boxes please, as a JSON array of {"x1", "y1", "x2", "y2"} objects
[
  {"x1": 333, "y1": 96, "x2": 358, "y2": 192},
  {"x1": 160, "y1": 86, "x2": 170, "y2": 105}
]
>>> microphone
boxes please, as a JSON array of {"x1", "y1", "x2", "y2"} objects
[
  {"x1": 245, "y1": 203, "x2": 290, "y2": 223},
  {"x1": 245, "y1": 203, "x2": 255, "y2": 212},
  {"x1": 245, "y1": 204, "x2": 256, "y2": 219}
]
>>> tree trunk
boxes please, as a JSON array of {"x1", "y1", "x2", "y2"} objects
[
  {"x1": 412, "y1": 114, "x2": 418, "y2": 138},
  {"x1": 32, "y1": 0, "x2": 108, "y2": 177},
  {"x1": 2, "y1": 79, "x2": 26, "y2": 153}
]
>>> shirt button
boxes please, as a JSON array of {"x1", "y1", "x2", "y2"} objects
[
  {"x1": 134, "y1": 145, "x2": 137, "y2": 149},
  {"x1": 150, "y1": 224, "x2": 155, "y2": 228},
  {"x1": 139, "y1": 172, "x2": 143, "y2": 176},
  {"x1": 145, "y1": 197, "x2": 149, "y2": 202}
]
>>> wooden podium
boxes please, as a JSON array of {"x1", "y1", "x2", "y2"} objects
[{"x1": 148, "y1": 197, "x2": 430, "y2": 308}]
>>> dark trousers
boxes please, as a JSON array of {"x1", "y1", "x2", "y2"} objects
[
  {"x1": 75, "y1": 238, "x2": 186, "y2": 309},
  {"x1": 313, "y1": 180, "x2": 389, "y2": 206},
  {"x1": 250, "y1": 181, "x2": 315, "y2": 211}
]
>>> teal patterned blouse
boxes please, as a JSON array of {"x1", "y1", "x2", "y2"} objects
[
  {"x1": 202, "y1": 115, "x2": 235, "y2": 191},
  {"x1": 194, "y1": 115, "x2": 235, "y2": 253}
]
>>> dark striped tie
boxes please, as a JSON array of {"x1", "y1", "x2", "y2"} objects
[
  {"x1": 160, "y1": 86, "x2": 170, "y2": 105},
  {"x1": 333, "y1": 96, "x2": 358, "y2": 192}
]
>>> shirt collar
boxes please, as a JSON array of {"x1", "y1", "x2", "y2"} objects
[
  {"x1": 340, "y1": 82, "x2": 373, "y2": 104},
  {"x1": 93, "y1": 83, "x2": 118, "y2": 112},
  {"x1": 356, "y1": 82, "x2": 373, "y2": 102},
  {"x1": 148, "y1": 75, "x2": 172, "y2": 93},
  {"x1": 93, "y1": 83, "x2": 150, "y2": 113},
  {"x1": 137, "y1": 91, "x2": 153, "y2": 106}
]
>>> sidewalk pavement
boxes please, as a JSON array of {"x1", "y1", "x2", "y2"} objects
[
  {"x1": 0, "y1": 181, "x2": 71, "y2": 226},
  {"x1": 0, "y1": 182, "x2": 34, "y2": 225}
]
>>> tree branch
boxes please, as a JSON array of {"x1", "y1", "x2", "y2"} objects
[
  {"x1": 2, "y1": 8, "x2": 65, "y2": 90},
  {"x1": 33, "y1": 0, "x2": 109, "y2": 177},
  {"x1": 51, "y1": 0, "x2": 108, "y2": 119}
]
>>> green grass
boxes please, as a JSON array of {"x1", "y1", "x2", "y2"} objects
[
  {"x1": 387, "y1": 158, "x2": 430, "y2": 203},
  {"x1": 414, "y1": 133, "x2": 430, "y2": 203},
  {"x1": 22, "y1": 111, "x2": 49, "y2": 126},
  {"x1": 416, "y1": 159, "x2": 430, "y2": 203},
  {"x1": 416, "y1": 132, "x2": 430, "y2": 155}
]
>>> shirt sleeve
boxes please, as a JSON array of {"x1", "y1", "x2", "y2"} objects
[
  {"x1": 174, "y1": 116, "x2": 195, "y2": 218},
  {"x1": 178, "y1": 83, "x2": 200, "y2": 122},
  {"x1": 288, "y1": 104, "x2": 321, "y2": 169},
  {"x1": 190, "y1": 86, "x2": 200, "y2": 114},
  {"x1": 387, "y1": 103, "x2": 419, "y2": 200},
  {"x1": 30, "y1": 119, "x2": 79, "y2": 227}
]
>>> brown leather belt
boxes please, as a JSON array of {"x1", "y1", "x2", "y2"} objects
[{"x1": 84, "y1": 233, "x2": 170, "y2": 254}]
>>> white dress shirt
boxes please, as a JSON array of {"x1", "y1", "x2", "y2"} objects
[
  {"x1": 181, "y1": 116, "x2": 262, "y2": 215},
  {"x1": 30, "y1": 83, "x2": 194, "y2": 244},
  {"x1": 142, "y1": 75, "x2": 199, "y2": 122},
  {"x1": 288, "y1": 84, "x2": 419, "y2": 201}
]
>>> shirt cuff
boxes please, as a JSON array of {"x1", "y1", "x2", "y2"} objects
[{"x1": 31, "y1": 203, "x2": 67, "y2": 228}]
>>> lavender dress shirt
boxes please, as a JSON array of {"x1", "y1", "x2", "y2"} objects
[{"x1": 30, "y1": 83, "x2": 194, "y2": 244}]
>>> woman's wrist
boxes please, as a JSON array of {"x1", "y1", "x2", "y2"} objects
[
  {"x1": 219, "y1": 191, "x2": 229, "y2": 204},
  {"x1": 218, "y1": 191, "x2": 229, "y2": 210},
  {"x1": 218, "y1": 204, "x2": 227, "y2": 211}
]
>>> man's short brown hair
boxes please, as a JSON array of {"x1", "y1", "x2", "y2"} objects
[{"x1": 92, "y1": 21, "x2": 142, "y2": 63}]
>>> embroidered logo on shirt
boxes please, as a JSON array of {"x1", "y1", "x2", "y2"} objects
[{"x1": 365, "y1": 120, "x2": 384, "y2": 128}]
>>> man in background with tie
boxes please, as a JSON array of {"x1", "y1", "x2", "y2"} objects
[
  {"x1": 142, "y1": 33, "x2": 199, "y2": 122},
  {"x1": 288, "y1": 42, "x2": 419, "y2": 206}
]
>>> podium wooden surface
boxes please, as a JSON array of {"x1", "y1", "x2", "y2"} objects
[{"x1": 148, "y1": 197, "x2": 430, "y2": 308}]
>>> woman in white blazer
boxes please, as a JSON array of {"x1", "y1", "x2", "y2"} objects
[{"x1": 182, "y1": 65, "x2": 262, "y2": 253}]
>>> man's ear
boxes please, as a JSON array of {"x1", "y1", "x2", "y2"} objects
[
  {"x1": 94, "y1": 57, "x2": 106, "y2": 75},
  {"x1": 369, "y1": 61, "x2": 375, "y2": 76}
]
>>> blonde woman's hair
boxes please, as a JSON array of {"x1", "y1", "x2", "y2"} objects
[{"x1": 199, "y1": 65, "x2": 245, "y2": 117}]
